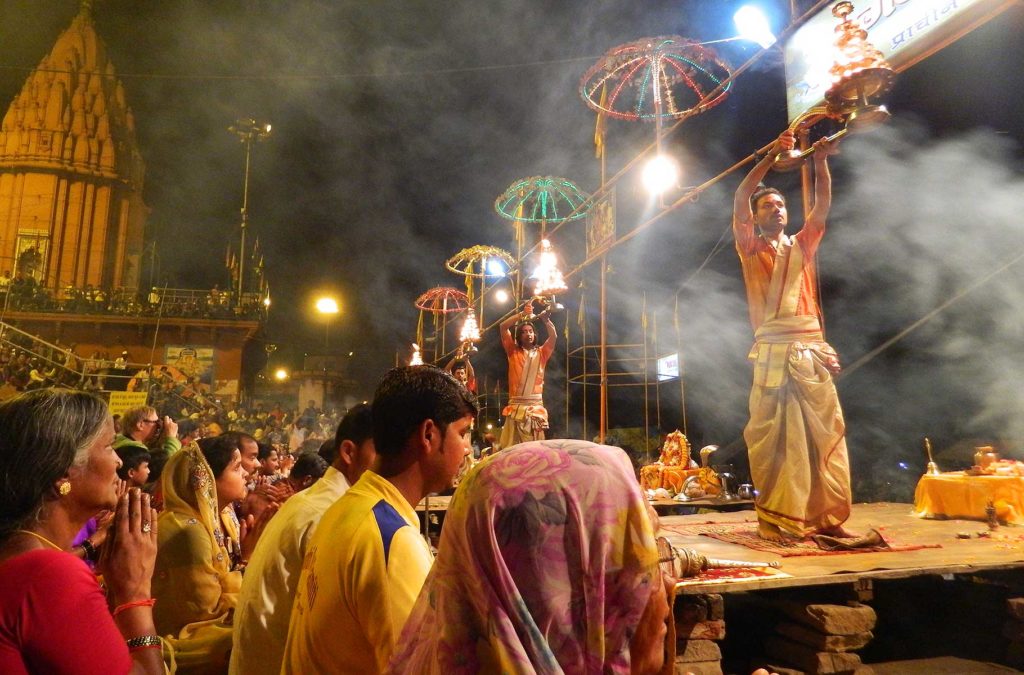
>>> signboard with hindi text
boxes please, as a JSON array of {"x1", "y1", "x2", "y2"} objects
[
  {"x1": 784, "y1": 0, "x2": 1013, "y2": 123},
  {"x1": 108, "y1": 391, "x2": 149, "y2": 418}
]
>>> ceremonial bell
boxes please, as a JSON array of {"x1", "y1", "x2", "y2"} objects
[{"x1": 923, "y1": 437, "x2": 941, "y2": 476}]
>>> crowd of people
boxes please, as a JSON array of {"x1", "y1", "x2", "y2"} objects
[
  {"x1": 0, "y1": 273, "x2": 265, "y2": 319},
  {"x1": 0, "y1": 365, "x2": 734, "y2": 675}
]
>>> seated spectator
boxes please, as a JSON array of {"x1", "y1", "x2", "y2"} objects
[
  {"x1": 285, "y1": 452, "x2": 329, "y2": 493},
  {"x1": 0, "y1": 389, "x2": 163, "y2": 673},
  {"x1": 230, "y1": 404, "x2": 374, "y2": 675},
  {"x1": 389, "y1": 439, "x2": 671, "y2": 674},
  {"x1": 283, "y1": 367, "x2": 476, "y2": 674},
  {"x1": 115, "y1": 444, "x2": 151, "y2": 488},
  {"x1": 152, "y1": 435, "x2": 274, "y2": 673},
  {"x1": 257, "y1": 442, "x2": 281, "y2": 477}
]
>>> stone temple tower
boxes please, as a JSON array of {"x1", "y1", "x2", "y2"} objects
[{"x1": 0, "y1": 2, "x2": 146, "y2": 292}]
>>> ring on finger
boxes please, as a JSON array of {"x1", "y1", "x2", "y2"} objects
[{"x1": 142, "y1": 521, "x2": 152, "y2": 533}]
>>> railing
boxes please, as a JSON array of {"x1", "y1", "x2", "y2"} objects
[{"x1": 0, "y1": 283, "x2": 266, "y2": 320}]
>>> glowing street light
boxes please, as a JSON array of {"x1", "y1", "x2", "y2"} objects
[
  {"x1": 315, "y1": 297, "x2": 339, "y2": 315},
  {"x1": 734, "y1": 5, "x2": 776, "y2": 49},
  {"x1": 315, "y1": 296, "x2": 340, "y2": 350},
  {"x1": 494, "y1": 288, "x2": 510, "y2": 304},
  {"x1": 642, "y1": 154, "x2": 680, "y2": 195},
  {"x1": 274, "y1": 368, "x2": 289, "y2": 381}
]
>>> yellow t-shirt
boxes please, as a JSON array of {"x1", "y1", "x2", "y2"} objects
[{"x1": 282, "y1": 470, "x2": 433, "y2": 674}]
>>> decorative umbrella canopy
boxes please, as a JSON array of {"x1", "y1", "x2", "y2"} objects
[
  {"x1": 494, "y1": 176, "x2": 591, "y2": 223},
  {"x1": 580, "y1": 36, "x2": 733, "y2": 122},
  {"x1": 445, "y1": 245, "x2": 516, "y2": 278},
  {"x1": 414, "y1": 287, "x2": 471, "y2": 313}
]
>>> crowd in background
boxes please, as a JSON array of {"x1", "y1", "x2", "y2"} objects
[{"x1": 0, "y1": 272, "x2": 264, "y2": 319}]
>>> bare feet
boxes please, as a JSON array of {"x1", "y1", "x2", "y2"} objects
[
  {"x1": 816, "y1": 525, "x2": 857, "y2": 538},
  {"x1": 757, "y1": 519, "x2": 787, "y2": 542}
]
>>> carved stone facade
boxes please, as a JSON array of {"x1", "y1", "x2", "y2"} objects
[{"x1": 0, "y1": 6, "x2": 146, "y2": 291}]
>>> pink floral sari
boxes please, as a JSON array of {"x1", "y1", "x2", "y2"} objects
[{"x1": 388, "y1": 439, "x2": 660, "y2": 674}]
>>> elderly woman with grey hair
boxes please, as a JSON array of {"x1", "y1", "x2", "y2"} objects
[{"x1": 0, "y1": 389, "x2": 163, "y2": 673}]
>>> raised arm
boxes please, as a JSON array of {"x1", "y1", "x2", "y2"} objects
[
  {"x1": 539, "y1": 313, "x2": 557, "y2": 361},
  {"x1": 733, "y1": 131, "x2": 795, "y2": 243},
  {"x1": 499, "y1": 302, "x2": 531, "y2": 354},
  {"x1": 802, "y1": 136, "x2": 839, "y2": 246}
]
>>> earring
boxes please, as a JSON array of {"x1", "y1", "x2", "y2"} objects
[{"x1": 57, "y1": 480, "x2": 71, "y2": 496}]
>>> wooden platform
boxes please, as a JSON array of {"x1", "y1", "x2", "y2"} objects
[
  {"x1": 416, "y1": 494, "x2": 755, "y2": 514},
  {"x1": 660, "y1": 502, "x2": 1024, "y2": 595}
]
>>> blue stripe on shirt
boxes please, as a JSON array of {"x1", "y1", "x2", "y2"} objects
[{"x1": 371, "y1": 499, "x2": 408, "y2": 565}]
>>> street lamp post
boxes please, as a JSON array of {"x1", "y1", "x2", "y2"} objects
[
  {"x1": 315, "y1": 296, "x2": 340, "y2": 351},
  {"x1": 228, "y1": 117, "x2": 272, "y2": 307}
]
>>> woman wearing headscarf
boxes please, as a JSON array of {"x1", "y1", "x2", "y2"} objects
[
  {"x1": 389, "y1": 439, "x2": 673, "y2": 674},
  {"x1": 153, "y1": 434, "x2": 272, "y2": 673},
  {"x1": 0, "y1": 389, "x2": 163, "y2": 674}
]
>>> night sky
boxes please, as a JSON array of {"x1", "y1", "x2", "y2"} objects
[{"x1": 3, "y1": 1, "x2": 1024, "y2": 499}]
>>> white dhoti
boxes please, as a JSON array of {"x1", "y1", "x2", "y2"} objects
[
  {"x1": 498, "y1": 394, "x2": 548, "y2": 450},
  {"x1": 746, "y1": 318, "x2": 851, "y2": 536}
]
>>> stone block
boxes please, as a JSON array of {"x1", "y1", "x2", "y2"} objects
[
  {"x1": 1002, "y1": 619, "x2": 1024, "y2": 643},
  {"x1": 676, "y1": 619, "x2": 726, "y2": 641},
  {"x1": 676, "y1": 639, "x2": 722, "y2": 663},
  {"x1": 1006, "y1": 640, "x2": 1024, "y2": 669},
  {"x1": 777, "y1": 621, "x2": 872, "y2": 652},
  {"x1": 776, "y1": 601, "x2": 877, "y2": 636},
  {"x1": 673, "y1": 659, "x2": 724, "y2": 675},
  {"x1": 675, "y1": 594, "x2": 724, "y2": 623},
  {"x1": 1008, "y1": 597, "x2": 1024, "y2": 622},
  {"x1": 765, "y1": 636, "x2": 863, "y2": 674}
]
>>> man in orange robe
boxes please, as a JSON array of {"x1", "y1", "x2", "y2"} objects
[
  {"x1": 497, "y1": 301, "x2": 557, "y2": 450},
  {"x1": 733, "y1": 129, "x2": 852, "y2": 542}
]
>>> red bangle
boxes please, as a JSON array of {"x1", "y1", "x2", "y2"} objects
[
  {"x1": 113, "y1": 598, "x2": 156, "y2": 617},
  {"x1": 128, "y1": 643, "x2": 163, "y2": 653}
]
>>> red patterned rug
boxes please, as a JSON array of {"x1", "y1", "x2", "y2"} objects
[{"x1": 661, "y1": 520, "x2": 942, "y2": 557}]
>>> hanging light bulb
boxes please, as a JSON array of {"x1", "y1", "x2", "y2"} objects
[
  {"x1": 734, "y1": 5, "x2": 776, "y2": 49},
  {"x1": 409, "y1": 343, "x2": 423, "y2": 366},
  {"x1": 641, "y1": 154, "x2": 680, "y2": 195}
]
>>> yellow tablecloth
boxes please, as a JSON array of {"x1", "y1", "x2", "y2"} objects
[{"x1": 913, "y1": 472, "x2": 1024, "y2": 525}]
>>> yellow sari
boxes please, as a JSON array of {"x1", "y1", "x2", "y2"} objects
[{"x1": 153, "y1": 443, "x2": 242, "y2": 674}]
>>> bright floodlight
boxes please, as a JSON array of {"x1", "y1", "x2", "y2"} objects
[
  {"x1": 274, "y1": 368, "x2": 289, "y2": 381},
  {"x1": 494, "y1": 288, "x2": 510, "y2": 303},
  {"x1": 315, "y1": 297, "x2": 339, "y2": 314},
  {"x1": 735, "y1": 5, "x2": 776, "y2": 48},
  {"x1": 642, "y1": 155, "x2": 680, "y2": 195},
  {"x1": 485, "y1": 258, "x2": 506, "y2": 277}
]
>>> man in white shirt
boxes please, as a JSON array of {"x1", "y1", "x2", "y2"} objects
[{"x1": 229, "y1": 404, "x2": 375, "y2": 675}]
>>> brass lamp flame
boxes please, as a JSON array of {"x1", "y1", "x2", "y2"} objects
[
  {"x1": 532, "y1": 239, "x2": 568, "y2": 296},
  {"x1": 457, "y1": 309, "x2": 481, "y2": 355},
  {"x1": 825, "y1": 1, "x2": 895, "y2": 119}
]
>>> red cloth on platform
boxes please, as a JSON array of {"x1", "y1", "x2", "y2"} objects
[{"x1": 0, "y1": 548, "x2": 132, "y2": 674}]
